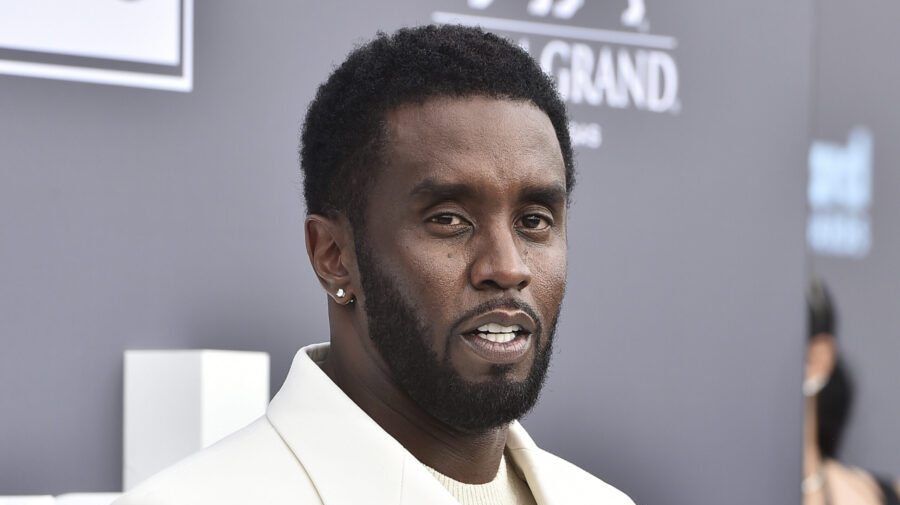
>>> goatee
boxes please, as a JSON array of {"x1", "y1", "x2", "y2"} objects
[{"x1": 354, "y1": 239, "x2": 557, "y2": 432}]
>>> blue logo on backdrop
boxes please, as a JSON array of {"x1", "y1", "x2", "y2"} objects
[{"x1": 807, "y1": 127, "x2": 873, "y2": 258}]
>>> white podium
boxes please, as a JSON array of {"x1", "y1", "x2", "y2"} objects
[
  {"x1": 123, "y1": 350, "x2": 269, "y2": 490},
  {"x1": 55, "y1": 494, "x2": 120, "y2": 505},
  {"x1": 0, "y1": 494, "x2": 120, "y2": 505},
  {"x1": 0, "y1": 498, "x2": 55, "y2": 505}
]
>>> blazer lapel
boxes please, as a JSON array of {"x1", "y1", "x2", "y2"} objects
[
  {"x1": 265, "y1": 344, "x2": 457, "y2": 505},
  {"x1": 506, "y1": 421, "x2": 561, "y2": 505},
  {"x1": 507, "y1": 422, "x2": 633, "y2": 505},
  {"x1": 267, "y1": 344, "x2": 403, "y2": 504}
]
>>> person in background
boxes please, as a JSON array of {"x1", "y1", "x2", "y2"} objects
[{"x1": 803, "y1": 280, "x2": 900, "y2": 505}]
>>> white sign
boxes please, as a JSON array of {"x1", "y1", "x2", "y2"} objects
[
  {"x1": 436, "y1": 1, "x2": 680, "y2": 149},
  {"x1": 0, "y1": 0, "x2": 193, "y2": 92}
]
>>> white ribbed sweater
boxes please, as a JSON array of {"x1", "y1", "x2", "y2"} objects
[{"x1": 425, "y1": 453, "x2": 538, "y2": 505}]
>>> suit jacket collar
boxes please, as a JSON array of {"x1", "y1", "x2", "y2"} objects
[
  {"x1": 506, "y1": 423, "x2": 565, "y2": 504},
  {"x1": 265, "y1": 343, "x2": 553, "y2": 505}
]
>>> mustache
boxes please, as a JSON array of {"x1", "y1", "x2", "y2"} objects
[{"x1": 452, "y1": 298, "x2": 543, "y2": 337}]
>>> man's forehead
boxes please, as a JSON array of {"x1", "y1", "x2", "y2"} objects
[
  {"x1": 385, "y1": 96, "x2": 554, "y2": 142},
  {"x1": 381, "y1": 96, "x2": 563, "y2": 170}
]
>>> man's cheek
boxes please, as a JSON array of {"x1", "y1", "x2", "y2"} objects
[
  {"x1": 533, "y1": 253, "x2": 567, "y2": 289},
  {"x1": 410, "y1": 248, "x2": 468, "y2": 285}
]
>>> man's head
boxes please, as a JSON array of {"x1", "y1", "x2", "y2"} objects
[
  {"x1": 302, "y1": 25, "x2": 572, "y2": 433},
  {"x1": 300, "y1": 24, "x2": 574, "y2": 229}
]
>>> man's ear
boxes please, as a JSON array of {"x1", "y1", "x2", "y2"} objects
[{"x1": 305, "y1": 213, "x2": 357, "y2": 304}]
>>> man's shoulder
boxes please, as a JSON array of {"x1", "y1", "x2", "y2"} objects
[{"x1": 114, "y1": 417, "x2": 321, "y2": 505}]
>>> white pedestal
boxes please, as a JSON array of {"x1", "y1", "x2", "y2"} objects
[
  {"x1": 0, "y1": 497, "x2": 55, "y2": 505},
  {"x1": 0, "y1": 494, "x2": 121, "y2": 505},
  {"x1": 55, "y1": 494, "x2": 120, "y2": 505},
  {"x1": 123, "y1": 350, "x2": 269, "y2": 490}
]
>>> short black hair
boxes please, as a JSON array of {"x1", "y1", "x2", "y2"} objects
[
  {"x1": 300, "y1": 24, "x2": 574, "y2": 227},
  {"x1": 806, "y1": 279, "x2": 853, "y2": 458},
  {"x1": 807, "y1": 280, "x2": 836, "y2": 339}
]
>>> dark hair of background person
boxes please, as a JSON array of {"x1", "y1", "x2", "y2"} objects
[
  {"x1": 299, "y1": 24, "x2": 575, "y2": 233},
  {"x1": 807, "y1": 280, "x2": 853, "y2": 459}
]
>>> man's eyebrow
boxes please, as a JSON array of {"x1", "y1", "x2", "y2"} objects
[
  {"x1": 409, "y1": 179, "x2": 568, "y2": 208},
  {"x1": 521, "y1": 184, "x2": 568, "y2": 208},
  {"x1": 409, "y1": 179, "x2": 477, "y2": 201}
]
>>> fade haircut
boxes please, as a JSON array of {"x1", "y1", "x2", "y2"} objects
[{"x1": 300, "y1": 24, "x2": 574, "y2": 229}]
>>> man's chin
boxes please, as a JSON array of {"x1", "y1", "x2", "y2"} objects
[
  {"x1": 421, "y1": 380, "x2": 545, "y2": 432},
  {"x1": 405, "y1": 346, "x2": 552, "y2": 432},
  {"x1": 373, "y1": 332, "x2": 554, "y2": 432}
]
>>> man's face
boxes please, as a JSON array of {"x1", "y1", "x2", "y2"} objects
[{"x1": 354, "y1": 96, "x2": 568, "y2": 432}]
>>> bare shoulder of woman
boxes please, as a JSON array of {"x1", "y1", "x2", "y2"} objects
[{"x1": 823, "y1": 460, "x2": 883, "y2": 505}]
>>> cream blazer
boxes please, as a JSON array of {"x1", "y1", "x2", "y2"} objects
[{"x1": 115, "y1": 343, "x2": 634, "y2": 505}]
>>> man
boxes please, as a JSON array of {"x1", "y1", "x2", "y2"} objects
[{"x1": 116, "y1": 25, "x2": 633, "y2": 505}]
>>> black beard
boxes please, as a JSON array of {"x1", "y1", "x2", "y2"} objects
[{"x1": 354, "y1": 238, "x2": 556, "y2": 433}]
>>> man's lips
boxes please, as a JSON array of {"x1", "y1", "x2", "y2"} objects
[
  {"x1": 455, "y1": 310, "x2": 536, "y2": 364},
  {"x1": 460, "y1": 332, "x2": 532, "y2": 364}
]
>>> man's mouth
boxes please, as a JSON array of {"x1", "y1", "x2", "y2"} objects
[
  {"x1": 460, "y1": 323, "x2": 533, "y2": 364},
  {"x1": 452, "y1": 307, "x2": 539, "y2": 365}
]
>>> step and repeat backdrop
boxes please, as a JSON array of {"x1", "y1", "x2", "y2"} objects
[
  {"x1": 806, "y1": 0, "x2": 900, "y2": 481},
  {"x1": 1, "y1": 1, "x2": 817, "y2": 504},
  {"x1": 0, "y1": 0, "x2": 192, "y2": 90}
]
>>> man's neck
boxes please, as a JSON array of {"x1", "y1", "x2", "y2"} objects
[{"x1": 322, "y1": 331, "x2": 508, "y2": 484}]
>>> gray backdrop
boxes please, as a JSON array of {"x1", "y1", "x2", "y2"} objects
[
  {"x1": 808, "y1": 0, "x2": 900, "y2": 479},
  {"x1": 0, "y1": 2, "x2": 811, "y2": 504}
]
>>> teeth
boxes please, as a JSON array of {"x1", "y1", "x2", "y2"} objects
[
  {"x1": 476, "y1": 332, "x2": 517, "y2": 343},
  {"x1": 476, "y1": 323, "x2": 522, "y2": 334},
  {"x1": 473, "y1": 323, "x2": 523, "y2": 344}
]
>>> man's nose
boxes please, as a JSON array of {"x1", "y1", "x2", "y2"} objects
[{"x1": 469, "y1": 224, "x2": 532, "y2": 291}]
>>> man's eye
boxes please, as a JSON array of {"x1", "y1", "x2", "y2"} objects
[
  {"x1": 428, "y1": 214, "x2": 464, "y2": 226},
  {"x1": 520, "y1": 214, "x2": 551, "y2": 230}
]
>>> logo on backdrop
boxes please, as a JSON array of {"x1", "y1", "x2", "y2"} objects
[
  {"x1": 440, "y1": 1, "x2": 680, "y2": 149},
  {"x1": 468, "y1": 0, "x2": 586, "y2": 19},
  {"x1": 620, "y1": 0, "x2": 648, "y2": 31},
  {"x1": 807, "y1": 127, "x2": 873, "y2": 258},
  {"x1": 0, "y1": 0, "x2": 193, "y2": 92}
]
